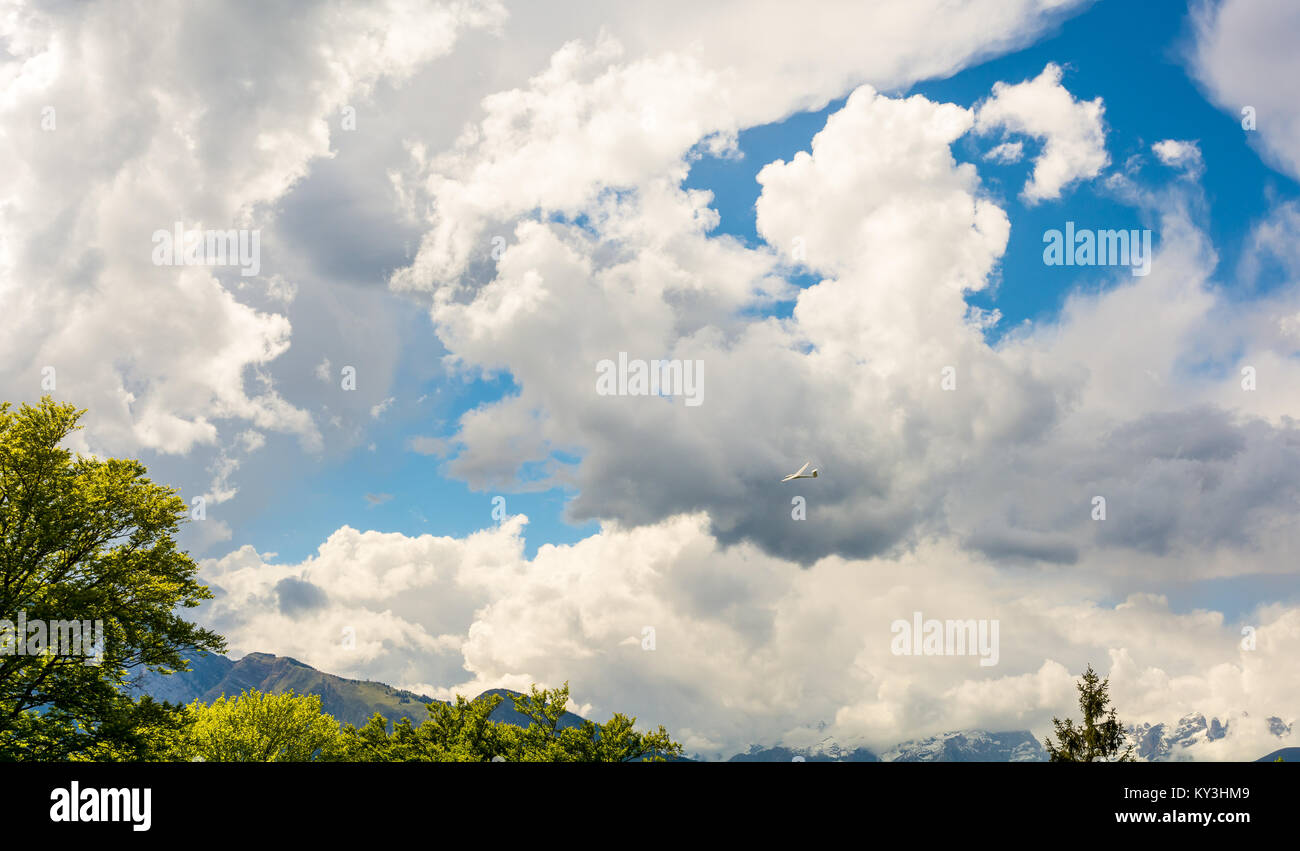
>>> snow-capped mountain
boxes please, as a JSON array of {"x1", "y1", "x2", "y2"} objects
[
  {"x1": 731, "y1": 713, "x2": 1296, "y2": 762},
  {"x1": 1127, "y1": 712, "x2": 1293, "y2": 761},
  {"x1": 882, "y1": 730, "x2": 1046, "y2": 762},
  {"x1": 729, "y1": 729, "x2": 1046, "y2": 762},
  {"x1": 728, "y1": 731, "x2": 880, "y2": 761}
]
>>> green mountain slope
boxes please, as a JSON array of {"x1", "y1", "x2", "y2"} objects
[
  {"x1": 130, "y1": 652, "x2": 589, "y2": 730},
  {"x1": 131, "y1": 652, "x2": 441, "y2": 728}
]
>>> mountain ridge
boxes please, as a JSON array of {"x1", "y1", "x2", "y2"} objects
[{"x1": 128, "y1": 651, "x2": 587, "y2": 729}]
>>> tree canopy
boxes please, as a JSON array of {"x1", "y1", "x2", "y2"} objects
[
  {"x1": 0, "y1": 398, "x2": 224, "y2": 760},
  {"x1": 325, "y1": 683, "x2": 684, "y2": 763},
  {"x1": 172, "y1": 689, "x2": 341, "y2": 762}
]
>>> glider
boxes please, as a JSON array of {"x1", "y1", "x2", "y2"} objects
[{"x1": 781, "y1": 462, "x2": 819, "y2": 482}]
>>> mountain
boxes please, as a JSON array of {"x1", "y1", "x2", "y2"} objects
[
  {"x1": 129, "y1": 652, "x2": 440, "y2": 727},
  {"x1": 1128, "y1": 712, "x2": 1293, "y2": 762},
  {"x1": 882, "y1": 730, "x2": 1046, "y2": 762},
  {"x1": 128, "y1": 652, "x2": 586, "y2": 730},
  {"x1": 730, "y1": 730, "x2": 1046, "y2": 762},
  {"x1": 474, "y1": 687, "x2": 587, "y2": 731},
  {"x1": 1257, "y1": 747, "x2": 1300, "y2": 762},
  {"x1": 730, "y1": 742, "x2": 880, "y2": 762}
]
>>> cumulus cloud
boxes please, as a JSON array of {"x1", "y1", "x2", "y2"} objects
[
  {"x1": 390, "y1": 1, "x2": 1091, "y2": 293},
  {"x1": 0, "y1": 0, "x2": 504, "y2": 457},
  {"x1": 394, "y1": 72, "x2": 1300, "y2": 572},
  {"x1": 975, "y1": 62, "x2": 1109, "y2": 202},
  {"x1": 2, "y1": 0, "x2": 1096, "y2": 548}
]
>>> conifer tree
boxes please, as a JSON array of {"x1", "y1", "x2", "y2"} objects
[{"x1": 1045, "y1": 664, "x2": 1135, "y2": 762}]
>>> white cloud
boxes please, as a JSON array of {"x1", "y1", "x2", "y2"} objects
[
  {"x1": 261, "y1": 274, "x2": 299, "y2": 304},
  {"x1": 238, "y1": 430, "x2": 267, "y2": 452},
  {"x1": 0, "y1": 0, "x2": 1093, "y2": 548},
  {"x1": 407, "y1": 435, "x2": 451, "y2": 456},
  {"x1": 1189, "y1": 0, "x2": 1300, "y2": 181},
  {"x1": 0, "y1": 0, "x2": 504, "y2": 458},
  {"x1": 406, "y1": 76, "x2": 1300, "y2": 572},
  {"x1": 1152, "y1": 139, "x2": 1204, "y2": 177},
  {"x1": 975, "y1": 62, "x2": 1109, "y2": 202},
  {"x1": 390, "y1": 2, "x2": 1091, "y2": 292},
  {"x1": 983, "y1": 140, "x2": 1025, "y2": 163}
]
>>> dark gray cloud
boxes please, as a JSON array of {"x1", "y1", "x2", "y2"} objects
[{"x1": 274, "y1": 577, "x2": 330, "y2": 618}]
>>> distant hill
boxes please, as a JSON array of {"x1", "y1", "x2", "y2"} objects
[
  {"x1": 129, "y1": 652, "x2": 440, "y2": 727},
  {"x1": 1257, "y1": 747, "x2": 1300, "y2": 762},
  {"x1": 128, "y1": 652, "x2": 585, "y2": 729},
  {"x1": 474, "y1": 687, "x2": 587, "y2": 731}
]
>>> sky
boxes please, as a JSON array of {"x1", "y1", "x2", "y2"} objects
[{"x1": 2, "y1": 0, "x2": 1299, "y2": 759}]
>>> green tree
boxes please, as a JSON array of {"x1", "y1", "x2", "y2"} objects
[
  {"x1": 326, "y1": 694, "x2": 510, "y2": 762},
  {"x1": 5, "y1": 694, "x2": 187, "y2": 761},
  {"x1": 171, "y1": 689, "x2": 340, "y2": 761},
  {"x1": 325, "y1": 684, "x2": 685, "y2": 762},
  {"x1": 0, "y1": 398, "x2": 224, "y2": 761},
  {"x1": 324, "y1": 713, "x2": 415, "y2": 762},
  {"x1": 504, "y1": 682, "x2": 684, "y2": 762},
  {"x1": 1045, "y1": 664, "x2": 1135, "y2": 762},
  {"x1": 420, "y1": 693, "x2": 511, "y2": 760}
]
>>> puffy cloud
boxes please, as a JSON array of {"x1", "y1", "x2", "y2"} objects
[
  {"x1": 406, "y1": 84, "x2": 1025, "y2": 563},
  {"x1": 1152, "y1": 139, "x2": 1204, "y2": 177},
  {"x1": 404, "y1": 74, "x2": 1300, "y2": 573},
  {"x1": 0, "y1": 0, "x2": 1103, "y2": 555},
  {"x1": 975, "y1": 63, "x2": 1109, "y2": 202},
  {"x1": 390, "y1": 1, "x2": 1090, "y2": 292},
  {"x1": 0, "y1": 0, "x2": 504, "y2": 458}
]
